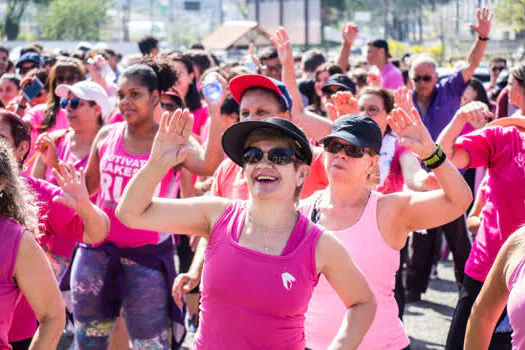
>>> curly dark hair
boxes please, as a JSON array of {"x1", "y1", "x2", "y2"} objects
[{"x1": 0, "y1": 139, "x2": 39, "y2": 235}]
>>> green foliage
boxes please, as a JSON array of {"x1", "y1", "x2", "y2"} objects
[
  {"x1": 388, "y1": 39, "x2": 444, "y2": 61},
  {"x1": 37, "y1": 0, "x2": 111, "y2": 40},
  {"x1": 495, "y1": 0, "x2": 525, "y2": 32},
  {"x1": 3, "y1": 0, "x2": 50, "y2": 40}
]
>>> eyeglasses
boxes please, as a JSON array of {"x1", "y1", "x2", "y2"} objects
[
  {"x1": 323, "y1": 139, "x2": 369, "y2": 158},
  {"x1": 19, "y1": 65, "x2": 39, "y2": 76},
  {"x1": 262, "y1": 64, "x2": 282, "y2": 73},
  {"x1": 242, "y1": 147, "x2": 300, "y2": 166},
  {"x1": 60, "y1": 97, "x2": 81, "y2": 110},
  {"x1": 413, "y1": 75, "x2": 433, "y2": 83},
  {"x1": 161, "y1": 102, "x2": 183, "y2": 112},
  {"x1": 358, "y1": 104, "x2": 383, "y2": 117},
  {"x1": 491, "y1": 66, "x2": 505, "y2": 73}
]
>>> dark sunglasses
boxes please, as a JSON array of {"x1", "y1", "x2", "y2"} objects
[
  {"x1": 323, "y1": 139, "x2": 369, "y2": 158},
  {"x1": 242, "y1": 147, "x2": 300, "y2": 166},
  {"x1": 491, "y1": 66, "x2": 505, "y2": 73},
  {"x1": 60, "y1": 97, "x2": 81, "y2": 110},
  {"x1": 323, "y1": 88, "x2": 345, "y2": 98},
  {"x1": 262, "y1": 64, "x2": 282, "y2": 73},
  {"x1": 20, "y1": 65, "x2": 39, "y2": 75},
  {"x1": 413, "y1": 75, "x2": 433, "y2": 83},
  {"x1": 161, "y1": 102, "x2": 183, "y2": 112},
  {"x1": 56, "y1": 75, "x2": 78, "y2": 85}
]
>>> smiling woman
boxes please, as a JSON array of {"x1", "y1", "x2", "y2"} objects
[{"x1": 116, "y1": 113, "x2": 377, "y2": 349}]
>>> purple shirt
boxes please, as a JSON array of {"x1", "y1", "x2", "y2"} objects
[
  {"x1": 380, "y1": 63, "x2": 404, "y2": 90},
  {"x1": 413, "y1": 71, "x2": 468, "y2": 141}
]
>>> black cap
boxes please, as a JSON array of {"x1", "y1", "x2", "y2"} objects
[
  {"x1": 322, "y1": 73, "x2": 356, "y2": 95},
  {"x1": 222, "y1": 117, "x2": 313, "y2": 166},
  {"x1": 319, "y1": 115, "x2": 382, "y2": 154},
  {"x1": 369, "y1": 39, "x2": 391, "y2": 58}
]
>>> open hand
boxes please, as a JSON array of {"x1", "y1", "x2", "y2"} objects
[
  {"x1": 342, "y1": 23, "x2": 359, "y2": 46},
  {"x1": 394, "y1": 87, "x2": 415, "y2": 115},
  {"x1": 470, "y1": 7, "x2": 492, "y2": 39},
  {"x1": 150, "y1": 109, "x2": 194, "y2": 171},
  {"x1": 326, "y1": 91, "x2": 358, "y2": 121},
  {"x1": 52, "y1": 163, "x2": 91, "y2": 212},
  {"x1": 387, "y1": 107, "x2": 436, "y2": 159},
  {"x1": 271, "y1": 27, "x2": 293, "y2": 69}
]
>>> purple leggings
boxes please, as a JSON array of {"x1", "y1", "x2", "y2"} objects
[{"x1": 71, "y1": 245, "x2": 171, "y2": 349}]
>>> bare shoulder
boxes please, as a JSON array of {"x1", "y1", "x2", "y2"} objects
[{"x1": 315, "y1": 230, "x2": 350, "y2": 272}]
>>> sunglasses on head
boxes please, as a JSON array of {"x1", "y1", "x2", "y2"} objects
[
  {"x1": 323, "y1": 138, "x2": 369, "y2": 158},
  {"x1": 413, "y1": 75, "x2": 433, "y2": 83},
  {"x1": 60, "y1": 97, "x2": 81, "y2": 110},
  {"x1": 242, "y1": 147, "x2": 300, "y2": 166}
]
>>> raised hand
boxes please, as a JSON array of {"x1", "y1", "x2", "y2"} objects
[
  {"x1": 326, "y1": 91, "x2": 358, "y2": 121},
  {"x1": 456, "y1": 101, "x2": 493, "y2": 127},
  {"x1": 202, "y1": 73, "x2": 228, "y2": 110},
  {"x1": 150, "y1": 108, "x2": 194, "y2": 171},
  {"x1": 342, "y1": 23, "x2": 359, "y2": 46},
  {"x1": 35, "y1": 133, "x2": 59, "y2": 168},
  {"x1": 387, "y1": 107, "x2": 436, "y2": 159},
  {"x1": 52, "y1": 163, "x2": 91, "y2": 212},
  {"x1": 271, "y1": 27, "x2": 293, "y2": 69},
  {"x1": 367, "y1": 72, "x2": 382, "y2": 87},
  {"x1": 470, "y1": 7, "x2": 492, "y2": 38},
  {"x1": 394, "y1": 87, "x2": 415, "y2": 115}
]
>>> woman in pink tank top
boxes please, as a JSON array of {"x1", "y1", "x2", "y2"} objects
[
  {"x1": 65, "y1": 58, "x2": 223, "y2": 348},
  {"x1": 0, "y1": 139, "x2": 65, "y2": 350},
  {"x1": 117, "y1": 114, "x2": 377, "y2": 349},
  {"x1": 465, "y1": 227, "x2": 525, "y2": 349},
  {"x1": 300, "y1": 111, "x2": 472, "y2": 350}
]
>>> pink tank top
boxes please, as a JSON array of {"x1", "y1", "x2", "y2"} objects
[
  {"x1": 508, "y1": 254, "x2": 525, "y2": 350},
  {"x1": 0, "y1": 217, "x2": 26, "y2": 349},
  {"x1": 96, "y1": 122, "x2": 177, "y2": 248},
  {"x1": 195, "y1": 201, "x2": 323, "y2": 349},
  {"x1": 45, "y1": 130, "x2": 88, "y2": 258},
  {"x1": 301, "y1": 191, "x2": 409, "y2": 350}
]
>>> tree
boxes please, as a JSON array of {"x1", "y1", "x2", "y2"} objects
[
  {"x1": 495, "y1": 0, "x2": 525, "y2": 33},
  {"x1": 3, "y1": 0, "x2": 49, "y2": 40},
  {"x1": 37, "y1": 0, "x2": 110, "y2": 40}
]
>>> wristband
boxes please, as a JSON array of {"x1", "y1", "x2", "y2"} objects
[
  {"x1": 422, "y1": 144, "x2": 447, "y2": 169},
  {"x1": 478, "y1": 36, "x2": 489, "y2": 41}
]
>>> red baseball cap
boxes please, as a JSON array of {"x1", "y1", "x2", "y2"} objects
[{"x1": 229, "y1": 74, "x2": 292, "y2": 111}]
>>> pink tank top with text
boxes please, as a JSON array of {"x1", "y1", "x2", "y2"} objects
[
  {"x1": 96, "y1": 122, "x2": 178, "y2": 248},
  {"x1": 301, "y1": 191, "x2": 409, "y2": 349},
  {"x1": 508, "y1": 254, "x2": 525, "y2": 350},
  {"x1": 0, "y1": 217, "x2": 26, "y2": 349},
  {"x1": 195, "y1": 200, "x2": 323, "y2": 349}
]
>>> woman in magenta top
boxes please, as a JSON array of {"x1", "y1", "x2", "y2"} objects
[
  {"x1": 117, "y1": 114, "x2": 377, "y2": 349},
  {"x1": 439, "y1": 70, "x2": 525, "y2": 348},
  {"x1": 299, "y1": 111, "x2": 472, "y2": 350},
  {"x1": 465, "y1": 227, "x2": 525, "y2": 349},
  {"x1": 23, "y1": 58, "x2": 85, "y2": 171},
  {"x1": 0, "y1": 139, "x2": 65, "y2": 350},
  {"x1": 68, "y1": 57, "x2": 222, "y2": 348}
]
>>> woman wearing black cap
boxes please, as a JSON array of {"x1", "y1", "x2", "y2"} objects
[
  {"x1": 116, "y1": 109, "x2": 377, "y2": 349},
  {"x1": 300, "y1": 110, "x2": 472, "y2": 349}
]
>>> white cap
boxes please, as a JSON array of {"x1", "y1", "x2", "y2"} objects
[{"x1": 55, "y1": 81, "x2": 114, "y2": 119}]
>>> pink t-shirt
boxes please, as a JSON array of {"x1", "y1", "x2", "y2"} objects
[
  {"x1": 456, "y1": 126, "x2": 525, "y2": 282},
  {"x1": 195, "y1": 200, "x2": 322, "y2": 349},
  {"x1": 508, "y1": 254, "x2": 525, "y2": 350},
  {"x1": 381, "y1": 63, "x2": 404, "y2": 90},
  {"x1": 96, "y1": 122, "x2": 178, "y2": 248},
  {"x1": 22, "y1": 104, "x2": 69, "y2": 171},
  {"x1": 300, "y1": 191, "x2": 409, "y2": 349},
  {"x1": 0, "y1": 217, "x2": 25, "y2": 349},
  {"x1": 211, "y1": 147, "x2": 328, "y2": 200}
]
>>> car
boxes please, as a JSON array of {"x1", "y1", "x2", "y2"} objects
[{"x1": 437, "y1": 67, "x2": 490, "y2": 84}]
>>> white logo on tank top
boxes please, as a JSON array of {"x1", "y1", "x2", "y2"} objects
[{"x1": 281, "y1": 272, "x2": 296, "y2": 291}]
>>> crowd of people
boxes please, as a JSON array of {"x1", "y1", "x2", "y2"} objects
[{"x1": 1, "y1": 5, "x2": 524, "y2": 350}]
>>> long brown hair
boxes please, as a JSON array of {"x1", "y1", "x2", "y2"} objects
[
  {"x1": 0, "y1": 139, "x2": 39, "y2": 235},
  {"x1": 42, "y1": 57, "x2": 85, "y2": 132}
]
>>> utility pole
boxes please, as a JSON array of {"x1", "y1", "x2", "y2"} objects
[
  {"x1": 279, "y1": 0, "x2": 284, "y2": 26},
  {"x1": 150, "y1": 0, "x2": 154, "y2": 35},
  {"x1": 219, "y1": 0, "x2": 224, "y2": 25},
  {"x1": 383, "y1": 0, "x2": 389, "y2": 39},
  {"x1": 304, "y1": 0, "x2": 309, "y2": 49},
  {"x1": 255, "y1": 0, "x2": 260, "y2": 23},
  {"x1": 122, "y1": 0, "x2": 131, "y2": 42}
]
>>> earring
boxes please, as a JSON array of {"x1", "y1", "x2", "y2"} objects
[{"x1": 0, "y1": 191, "x2": 4, "y2": 198}]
